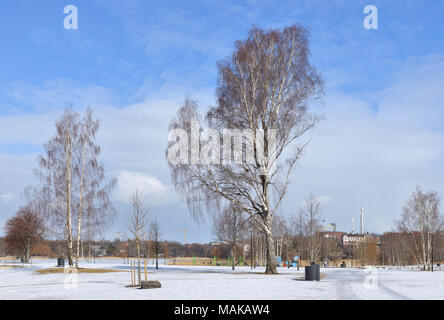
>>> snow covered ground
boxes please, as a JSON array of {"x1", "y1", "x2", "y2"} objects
[{"x1": 0, "y1": 258, "x2": 443, "y2": 300}]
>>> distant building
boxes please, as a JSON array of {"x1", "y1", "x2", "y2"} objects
[
  {"x1": 320, "y1": 231, "x2": 346, "y2": 241},
  {"x1": 342, "y1": 233, "x2": 379, "y2": 246}
]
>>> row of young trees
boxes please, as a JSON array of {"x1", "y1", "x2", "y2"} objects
[
  {"x1": 211, "y1": 193, "x2": 335, "y2": 270},
  {"x1": 212, "y1": 187, "x2": 443, "y2": 270}
]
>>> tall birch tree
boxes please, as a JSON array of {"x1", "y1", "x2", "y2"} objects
[
  {"x1": 167, "y1": 25, "x2": 323, "y2": 273},
  {"x1": 74, "y1": 109, "x2": 116, "y2": 268},
  {"x1": 34, "y1": 107, "x2": 115, "y2": 267},
  {"x1": 302, "y1": 194, "x2": 323, "y2": 263}
]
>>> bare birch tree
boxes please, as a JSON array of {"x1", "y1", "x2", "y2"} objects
[
  {"x1": 149, "y1": 217, "x2": 161, "y2": 270},
  {"x1": 289, "y1": 208, "x2": 305, "y2": 269},
  {"x1": 212, "y1": 204, "x2": 248, "y2": 270},
  {"x1": 74, "y1": 108, "x2": 116, "y2": 268},
  {"x1": 397, "y1": 186, "x2": 442, "y2": 270},
  {"x1": 302, "y1": 194, "x2": 323, "y2": 263},
  {"x1": 127, "y1": 188, "x2": 150, "y2": 285},
  {"x1": 272, "y1": 214, "x2": 287, "y2": 258},
  {"x1": 33, "y1": 107, "x2": 115, "y2": 267},
  {"x1": 35, "y1": 108, "x2": 80, "y2": 266},
  {"x1": 167, "y1": 24, "x2": 323, "y2": 273}
]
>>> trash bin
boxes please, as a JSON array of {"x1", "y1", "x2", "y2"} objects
[
  {"x1": 305, "y1": 264, "x2": 320, "y2": 281},
  {"x1": 57, "y1": 257, "x2": 65, "y2": 267},
  {"x1": 305, "y1": 265, "x2": 315, "y2": 280}
]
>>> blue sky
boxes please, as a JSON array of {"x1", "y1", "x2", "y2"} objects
[{"x1": 0, "y1": 0, "x2": 444, "y2": 242}]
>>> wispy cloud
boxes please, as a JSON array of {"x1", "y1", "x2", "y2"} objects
[{"x1": 1, "y1": 80, "x2": 117, "y2": 113}]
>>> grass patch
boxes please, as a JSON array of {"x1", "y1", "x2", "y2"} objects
[
  {"x1": 36, "y1": 267, "x2": 120, "y2": 274},
  {"x1": 0, "y1": 265, "x2": 20, "y2": 269},
  {"x1": 231, "y1": 272, "x2": 290, "y2": 275}
]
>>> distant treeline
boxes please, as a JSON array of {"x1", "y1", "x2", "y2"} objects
[{"x1": 0, "y1": 237, "x2": 236, "y2": 260}]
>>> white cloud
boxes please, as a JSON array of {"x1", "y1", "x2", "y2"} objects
[{"x1": 114, "y1": 170, "x2": 171, "y2": 205}]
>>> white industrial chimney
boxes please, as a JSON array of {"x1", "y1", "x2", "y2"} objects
[
  {"x1": 360, "y1": 208, "x2": 364, "y2": 234},
  {"x1": 352, "y1": 217, "x2": 355, "y2": 234}
]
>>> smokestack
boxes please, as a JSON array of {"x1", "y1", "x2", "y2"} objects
[{"x1": 360, "y1": 208, "x2": 364, "y2": 234}]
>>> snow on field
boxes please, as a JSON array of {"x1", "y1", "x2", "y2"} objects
[{"x1": 0, "y1": 258, "x2": 443, "y2": 300}]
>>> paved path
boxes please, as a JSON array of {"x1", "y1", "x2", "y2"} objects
[{"x1": 327, "y1": 268, "x2": 411, "y2": 300}]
